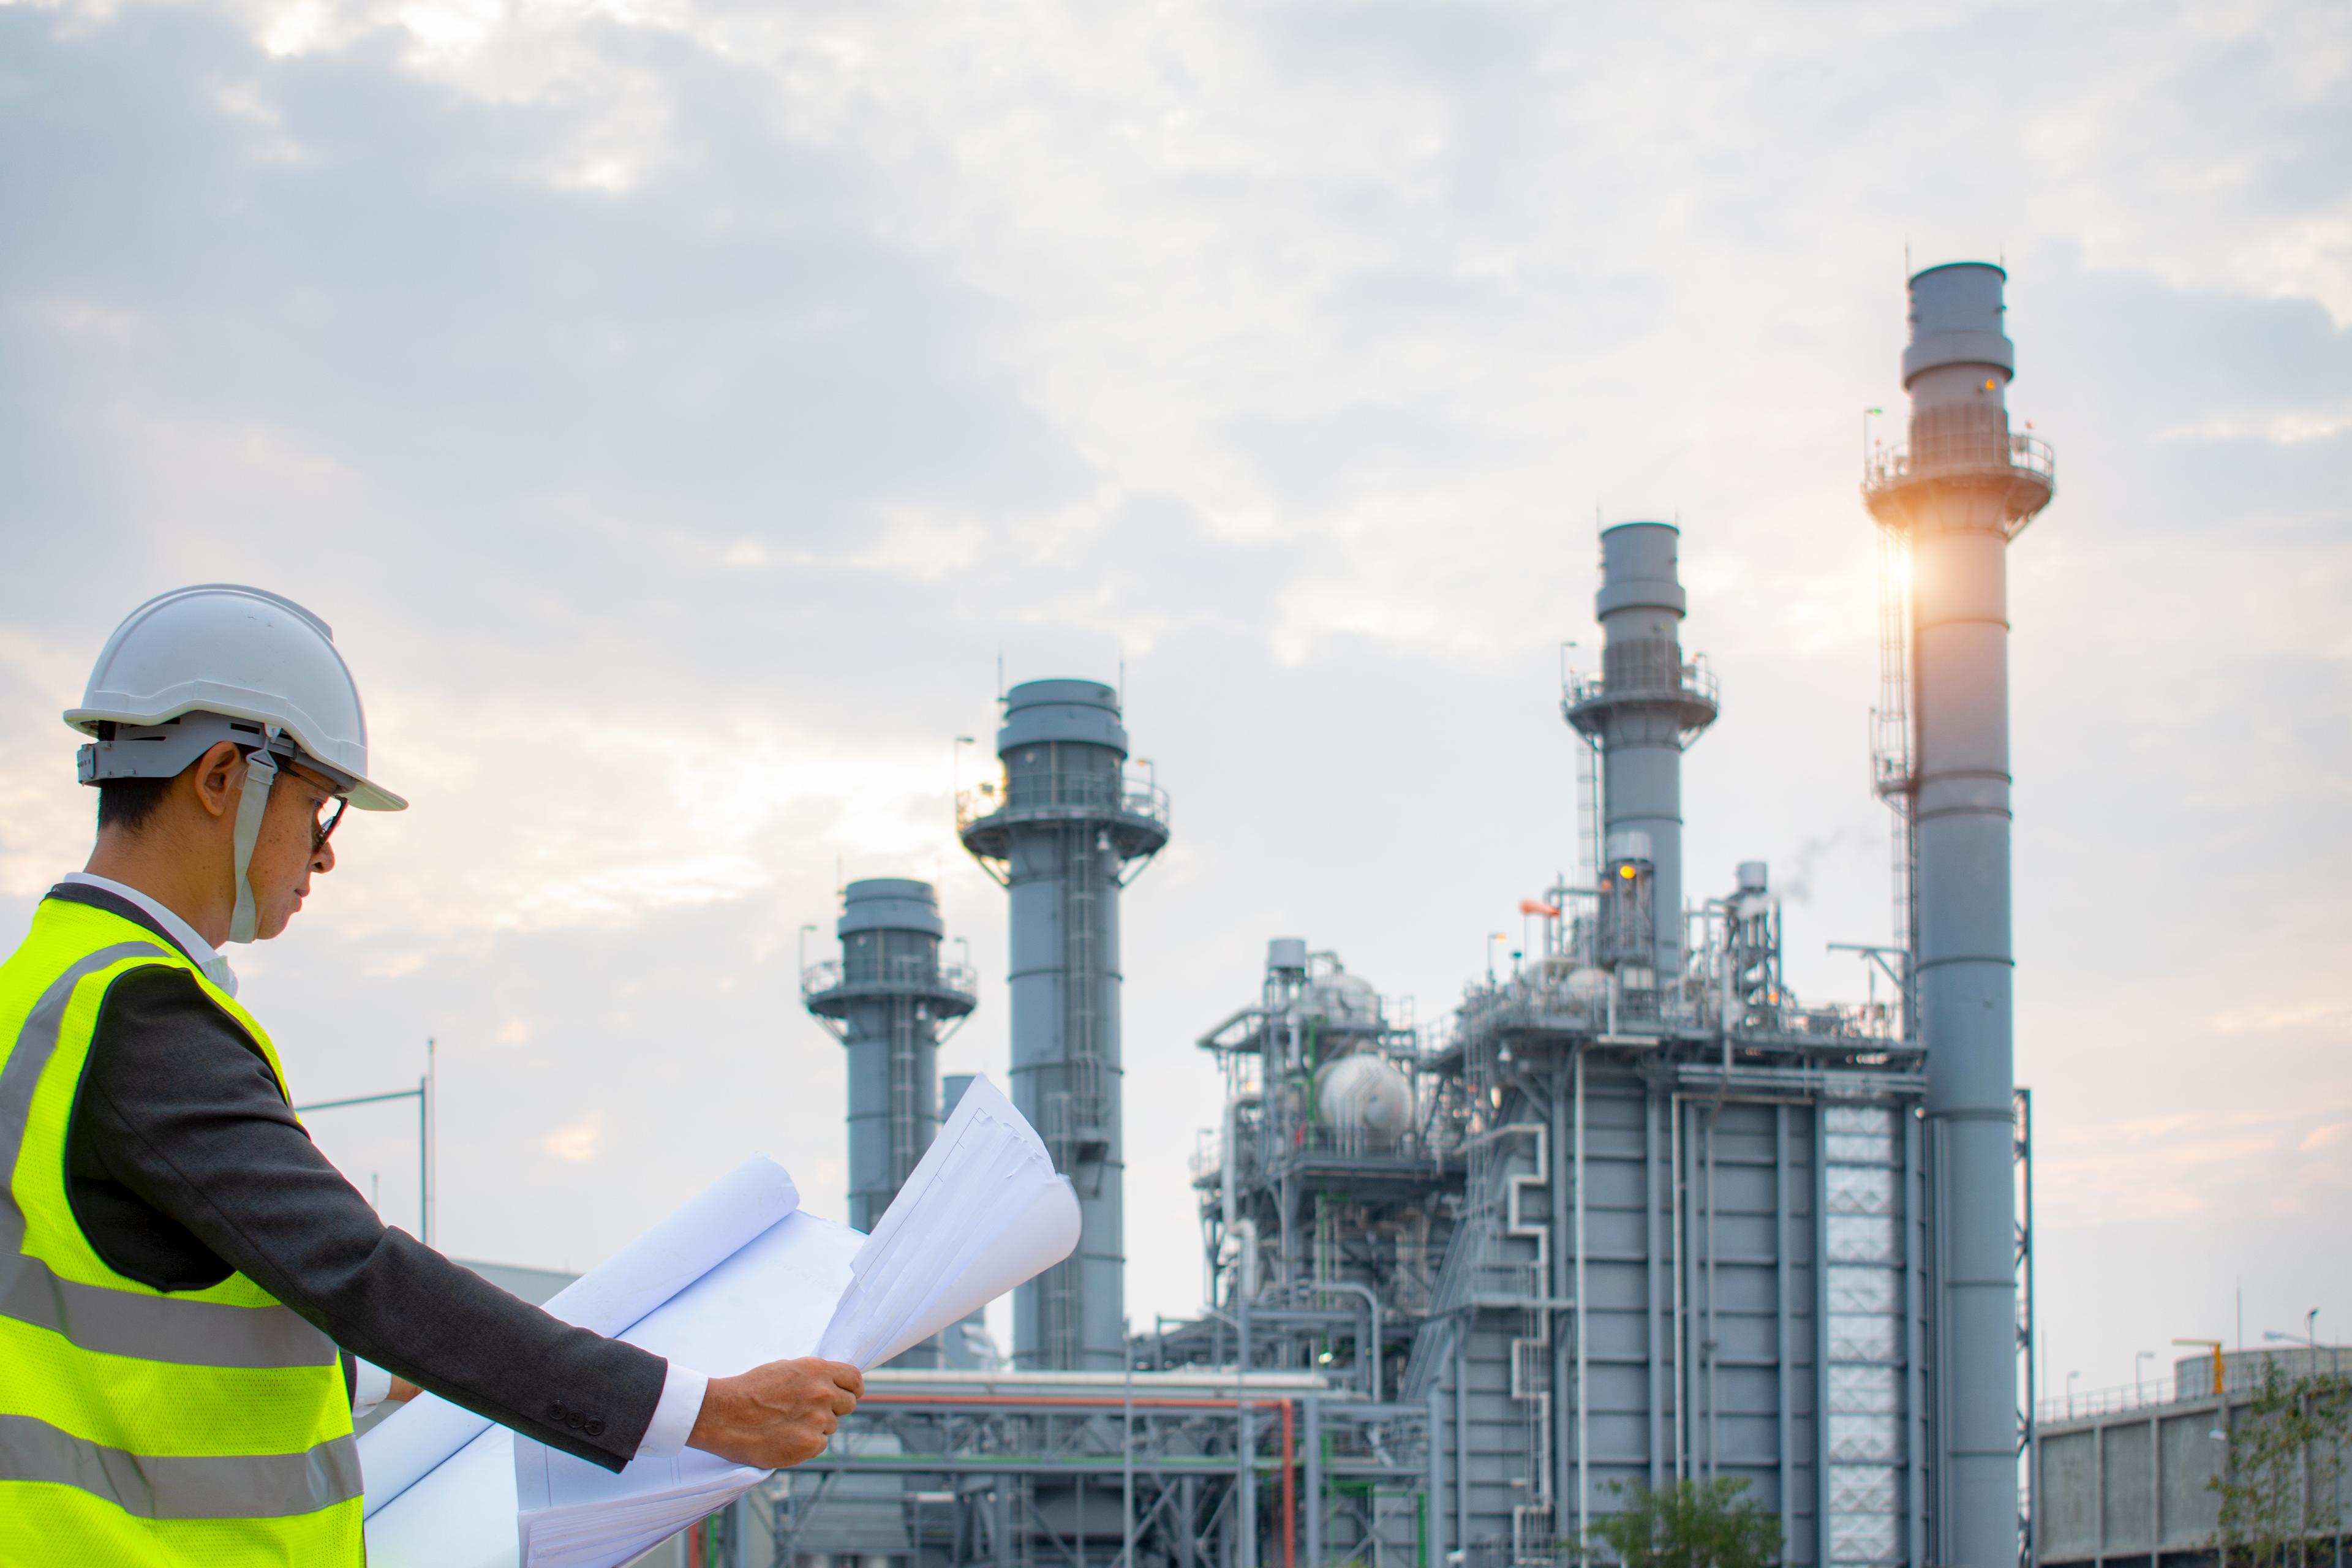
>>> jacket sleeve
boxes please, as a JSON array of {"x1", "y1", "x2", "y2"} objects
[{"x1": 71, "y1": 965, "x2": 669, "y2": 1472}]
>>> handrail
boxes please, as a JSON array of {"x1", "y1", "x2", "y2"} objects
[
  {"x1": 2035, "y1": 1359, "x2": 2349, "y2": 1425},
  {"x1": 957, "y1": 772, "x2": 1170, "y2": 834},
  {"x1": 1562, "y1": 643, "x2": 1719, "y2": 712},
  {"x1": 1865, "y1": 431, "x2": 2056, "y2": 490},
  {"x1": 801, "y1": 957, "x2": 980, "y2": 1003}
]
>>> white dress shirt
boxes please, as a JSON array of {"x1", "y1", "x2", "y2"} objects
[{"x1": 56, "y1": 871, "x2": 709, "y2": 1455}]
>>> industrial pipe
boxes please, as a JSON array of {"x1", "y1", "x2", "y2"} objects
[{"x1": 1305, "y1": 1278, "x2": 1383, "y2": 1404}]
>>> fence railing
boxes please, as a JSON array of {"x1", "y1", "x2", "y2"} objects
[
  {"x1": 1866, "y1": 431, "x2": 2056, "y2": 490},
  {"x1": 1563, "y1": 643, "x2": 1719, "y2": 713},
  {"x1": 2036, "y1": 1359, "x2": 2348, "y2": 1425},
  {"x1": 801, "y1": 957, "x2": 979, "y2": 1005},
  {"x1": 957, "y1": 772, "x2": 1170, "y2": 833}
]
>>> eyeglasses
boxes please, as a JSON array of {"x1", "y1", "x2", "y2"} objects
[{"x1": 312, "y1": 795, "x2": 347, "y2": 853}]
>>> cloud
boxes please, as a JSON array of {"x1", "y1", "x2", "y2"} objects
[
  {"x1": 542, "y1": 1111, "x2": 604, "y2": 1162},
  {"x1": 2208, "y1": 1001, "x2": 2352, "y2": 1038},
  {"x1": 2042, "y1": 1104, "x2": 2352, "y2": 1226}
]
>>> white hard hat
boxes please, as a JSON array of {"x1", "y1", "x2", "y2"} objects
[{"x1": 67, "y1": 584, "x2": 406, "y2": 812}]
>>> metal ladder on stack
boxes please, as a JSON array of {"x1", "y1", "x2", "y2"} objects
[{"x1": 887, "y1": 956, "x2": 921, "y2": 1206}]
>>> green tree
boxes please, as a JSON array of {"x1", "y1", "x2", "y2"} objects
[
  {"x1": 1582, "y1": 1477, "x2": 1781, "y2": 1568},
  {"x1": 2210, "y1": 1362, "x2": 2350, "y2": 1568}
]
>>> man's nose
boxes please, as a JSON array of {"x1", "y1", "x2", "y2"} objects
[{"x1": 311, "y1": 838, "x2": 337, "y2": 875}]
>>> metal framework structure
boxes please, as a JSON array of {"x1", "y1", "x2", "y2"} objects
[{"x1": 767, "y1": 1371, "x2": 1436, "y2": 1568}]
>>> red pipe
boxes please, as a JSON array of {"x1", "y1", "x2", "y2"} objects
[
  {"x1": 1279, "y1": 1396, "x2": 1295, "y2": 1568},
  {"x1": 858, "y1": 1392, "x2": 1298, "y2": 1568}
]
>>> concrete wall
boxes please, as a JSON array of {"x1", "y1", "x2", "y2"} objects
[{"x1": 2037, "y1": 1393, "x2": 2348, "y2": 1564}]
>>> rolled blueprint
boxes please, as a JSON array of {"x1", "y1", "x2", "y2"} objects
[
  {"x1": 816, "y1": 1074, "x2": 1079, "y2": 1368},
  {"x1": 358, "y1": 1155, "x2": 802, "y2": 1517},
  {"x1": 491, "y1": 1078, "x2": 1077, "y2": 1568}
]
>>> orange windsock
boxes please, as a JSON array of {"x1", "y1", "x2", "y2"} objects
[{"x1": 1519, "y1": 899, "x2": 1560, "y2": 918}]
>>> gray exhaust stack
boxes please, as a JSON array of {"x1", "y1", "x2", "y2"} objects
[
  {"x1": 804, "y1": 877, "x2": 977, "y2": 1369},
  {"x1": 1564, "y1": 522, "x2": 1719, "y2": 981},
  {"x1": 960, "y1": 679, "x2": 1169, "y2": 1369},
  {"x1": 1866, "y1": 262, "x2": 2054, "y2": 1565}
]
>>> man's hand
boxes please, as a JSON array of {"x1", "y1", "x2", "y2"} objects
[{"x1": 687, "y1": 1357, "x2": 863, "y2": 1469}]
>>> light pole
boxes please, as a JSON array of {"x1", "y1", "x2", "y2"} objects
[
  {"x1": 2066, "y1": 1370, "x2": 2079, "y2": 1419},
  {"x1": 2266, "y1": 1322, "x2": 2320, "y2": 1368},
  {"x1": 1486, "y1": 933, "x2": 1507, "y2": 984},
  {"x1": 2136, "y1": 1351, "x2": 2155, "y2": 1403},
  {"x1": 2264, "y1": 1313, "x2": 2333, "y2": 1378},
  {"x1": 797, "y1": 922, "x2": 818, "y2": 984}
]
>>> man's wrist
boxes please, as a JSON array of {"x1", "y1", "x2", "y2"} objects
[{"x1": 636, "y1": 1363, "x2": 709, "y2": 1458}]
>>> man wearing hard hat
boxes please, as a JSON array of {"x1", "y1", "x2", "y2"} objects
[{"x1": 0, "y1": 586, "x2": 859, "y2": 1561}]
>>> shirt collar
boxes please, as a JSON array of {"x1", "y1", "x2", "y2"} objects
[{"x1": 59, "y1": 872, "x2": 239, "y2": 998}]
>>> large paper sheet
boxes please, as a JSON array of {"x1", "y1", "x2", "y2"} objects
[
  {"x1": 360, "y1": 1156, "x2": 800, "y2": 1517},
  {"x1": 368, "y1": 1078, "x2": 1079, "y2": 1568},
  {"x1": 508, "y1": 1079, "x2": 1078, "y2": 1567},
  {"x1": 513, "y1": 1212, "x2": 864, "y2": 1566},
  {"x1": 817, "y1": 1075, "x2": 1080, "y2": 1368},
  {"x1": 365, "y1": 1425, "x2": 522, "y2": 1568}
]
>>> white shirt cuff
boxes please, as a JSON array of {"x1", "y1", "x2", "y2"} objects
[
  {"x1": 350, "y1": 1357, "x2": 394, "y2": 1420},
  {"x1": 636, "y1": 1363, "x2": 708, "y2": 1458}
]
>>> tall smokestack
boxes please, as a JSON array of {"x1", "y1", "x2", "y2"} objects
[
  {"x1": 803, "y1": 877, "x2": 978, "y2": 1369},
  {"x1": 959, "y1": 679, "x2": 1169, "y2": 1369},
  {"x1": 1564, "y1": 522, "x2": 1719, "y2": 985},
  {"x1": 1865, "y1": 262, "x2": 2054, "y2": 1566}
]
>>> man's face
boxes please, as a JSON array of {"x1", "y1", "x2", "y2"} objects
[{"x1": 243, "y1": 760, "x2": 341, "y2": 940}]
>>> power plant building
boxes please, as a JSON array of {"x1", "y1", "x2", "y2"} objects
[{"x1": 774, "y1": 263, "x2": 2051, "y2": 1568}]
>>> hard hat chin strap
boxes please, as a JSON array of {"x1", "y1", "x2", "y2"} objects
[{"x1": 227, "y1": 733, "x2": 280, "y2": 945}]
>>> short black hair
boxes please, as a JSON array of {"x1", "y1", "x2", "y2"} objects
[{"x1": 96, "y1": 775, "x2": 178, "y2": 836}]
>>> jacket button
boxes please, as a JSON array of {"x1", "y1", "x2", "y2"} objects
[
  {"x1": 567, "y1": 1412, "x2": 586, "y2": 1430},
  {"x1": 586, "y1": 1420, "x2": 606, "y2": 1438},
  {"x1": 549, "y1": 1401, "x2": 566, "y2": 1420}
]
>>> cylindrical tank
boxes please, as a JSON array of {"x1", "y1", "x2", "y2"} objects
[
  {"x1": 1313, "y1": 1052, "x2": 1412, "y2": 1150},
  {"x1": 959, "y1": 679, "x2": 1169, "y2": 1370}
]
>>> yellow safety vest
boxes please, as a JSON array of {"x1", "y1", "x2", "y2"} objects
[{"x1": 0, "y1": 896, "x2": 361, "y2": 1564}]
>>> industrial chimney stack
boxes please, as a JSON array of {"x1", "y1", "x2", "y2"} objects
[
  {"x1": 803, "y1": 877, "x2": 978, "y2": 1370},
  {"x1": 1865, "y1": 262, "x2": 2054, "y2": 1566},
  {"x1": 960, "y1": 680, "x2": 1170, "y2": 1370},
  {"x1": 1564, "y1": 522, "x2": 1720, "y2": 987}
]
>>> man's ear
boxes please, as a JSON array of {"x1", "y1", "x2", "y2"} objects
[{"x1": 189, "y1": 742, "x2": 247, "y2": 822}]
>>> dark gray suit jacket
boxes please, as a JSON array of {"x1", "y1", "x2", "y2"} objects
[{"x1": 50, "y1": 883, "x2": 668, "y2": 1472}]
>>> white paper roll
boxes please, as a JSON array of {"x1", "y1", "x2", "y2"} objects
[{"x1": 359, "y1": 1155, "x2": 801, "y2": 1517}]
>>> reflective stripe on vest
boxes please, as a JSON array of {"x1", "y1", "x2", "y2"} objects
[
  {"x1": 0, "y1": 1412, "x2": 361, "y2": 1520},
  {"x1": 0, "y1": 900, "x2": 361, "y2": 1561}
]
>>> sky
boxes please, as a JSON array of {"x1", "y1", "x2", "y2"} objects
[{"x1": 0, "y1": 0, "x2": 2347, "y2": 1400}]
